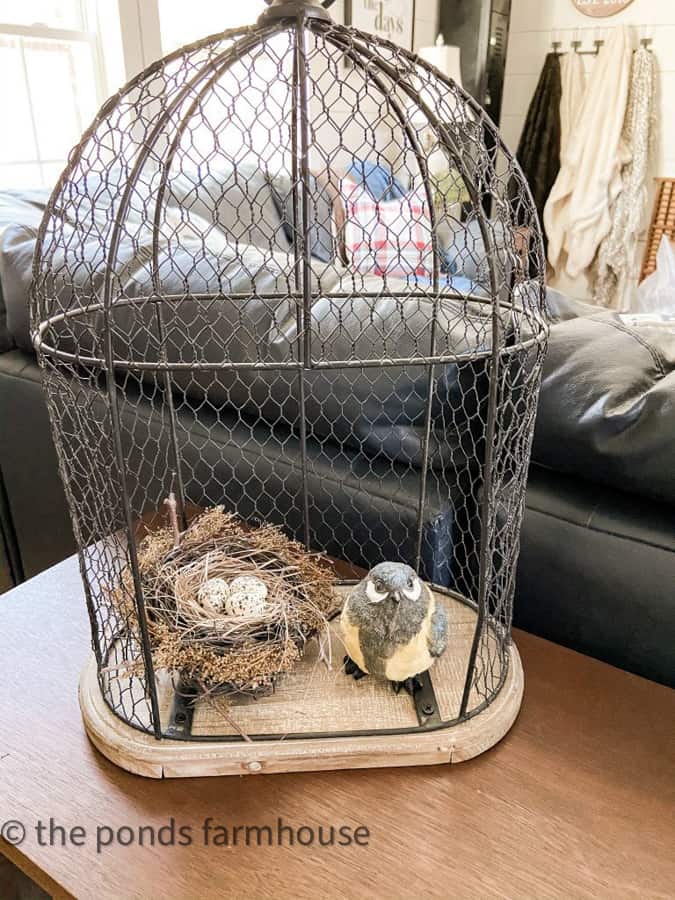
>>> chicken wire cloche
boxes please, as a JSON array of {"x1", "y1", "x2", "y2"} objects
[{"x1": 31, "y1": 0, "x2": 548, "y2": 777}]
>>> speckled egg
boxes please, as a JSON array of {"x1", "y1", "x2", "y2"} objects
[
  {"x1": 196, "y1": 577, "x2": 230, "y2": 613},
  {"x1": 225, "y1": 575, "x2": 268, "y2": 617}
]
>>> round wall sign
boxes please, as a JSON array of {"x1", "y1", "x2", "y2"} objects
[{"x1": 573, "y1": 0, "x2": 635, "y2": 16}]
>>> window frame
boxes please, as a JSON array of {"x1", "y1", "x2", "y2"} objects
[
  {"x1": 116, "y1": 0, "x2": 161, "y2": 80},
  {"x1": 0, "y1": 0, "x2": 107, "y2": 185}
]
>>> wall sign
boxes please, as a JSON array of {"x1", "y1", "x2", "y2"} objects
[
  {"x1": 572, "y1": 0, "x2": 635, "y2": 17},
  {"x1": 346, "y1": 0, "x2": 416, "y2": 51}
]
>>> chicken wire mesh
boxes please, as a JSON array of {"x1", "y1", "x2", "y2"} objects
[{"x1": 31, "y1": 0, "x2": 548, "y2": 740}]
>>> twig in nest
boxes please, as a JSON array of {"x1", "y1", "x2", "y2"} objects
[
  {"x1": 163, "y1": 492, "x2": 181, "y2": 548},
  {"x1": 317, "y1": 631, "x2": 332, "y2": 670},
  {"x1": 200, "y1": 687, "x2": 253, "y2": 742}
]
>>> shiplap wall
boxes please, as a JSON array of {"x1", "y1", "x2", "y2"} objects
[
  {"x1": 501, "y1": 0, "x2": 673, "y2": 294},
  {"x1": 502, "y1": 0, "x2": 672, "y2": 174}
]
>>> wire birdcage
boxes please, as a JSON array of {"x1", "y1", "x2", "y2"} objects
[{"x1": 31, "y1": 0, "x2": 548, "y2": 751}]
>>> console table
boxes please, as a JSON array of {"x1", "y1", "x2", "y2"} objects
[{"x1": 0, "y1": 556, "x2": 673, "y2": 899}]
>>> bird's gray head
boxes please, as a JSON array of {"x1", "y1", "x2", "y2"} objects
[
  {"x1": 363, "y1": 562, "x2": 423, "y2": 608},
  {"x1": 349, "y1": 562, "x2": 431, "y2": 648}
]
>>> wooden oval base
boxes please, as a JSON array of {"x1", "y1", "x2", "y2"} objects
[{"x1": 79, "y1": 591, "x2": 524, "y2": 778}]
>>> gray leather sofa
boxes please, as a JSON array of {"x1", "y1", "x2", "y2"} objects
[{"x1": 1, "y1": 190, "x2": 673, "y2": 687}]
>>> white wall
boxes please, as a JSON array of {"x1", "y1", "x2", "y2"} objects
[
  {"x1": 501, "y1": 0, "x2": 673, "y2": 293},
  {"x1": 413, "y1": 0, "x2": 442, "y2": 52},
  {"x1": 310, "y1": 0, "x2": 439, "y2": 172},
  {"x1": 502, "y1": 0, "x2": 673, "y2": 176},
  {"x1": 125, "y1": 2, "x2": 439, "y2": 76},
  {"x1": 332, "y1": 0, "x2": 439, "y2": 50}
]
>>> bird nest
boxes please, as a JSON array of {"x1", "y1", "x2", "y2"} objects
[{"x1": 113, "y1": 507, "x2": 339, "y2": 698}]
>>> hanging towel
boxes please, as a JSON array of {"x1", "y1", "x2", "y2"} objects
[
  {"x1": 516, "y1": 53, "x2": 562, "y2": 239},
  {"x1": 594, "y1": 46, "x2": 656, "y2": 310},
  {"x1": 559, "y1": 51, "x2": 586, "y2": 161},
  {"x1": 544, "y1": 27, "x2": 633, "y2": 293}
]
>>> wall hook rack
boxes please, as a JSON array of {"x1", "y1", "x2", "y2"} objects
[
  {"x1": 571, "y1": 39, "x2": 604, "y2": 55},
  {"x1": 551, "y1": 36, "x2": 653, "y2": 56}
]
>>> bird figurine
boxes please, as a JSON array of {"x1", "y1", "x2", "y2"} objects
[{"x1": 340, "y1": 562, "x2": 448, "y2": 695}]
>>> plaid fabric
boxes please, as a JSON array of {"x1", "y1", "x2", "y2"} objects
[{"x1": 343, "y1": 180, "x2": 433, "y2": 279}]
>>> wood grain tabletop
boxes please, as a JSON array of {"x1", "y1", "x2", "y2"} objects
[{"x1": 0, "y1": 556, "x2": 673, "y2": 900}]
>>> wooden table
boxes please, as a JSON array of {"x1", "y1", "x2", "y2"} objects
[{"x1": 0, "y1": 556, "x2": 673, "y2": 900}]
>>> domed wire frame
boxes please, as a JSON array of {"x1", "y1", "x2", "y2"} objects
[{"x1": 31, "y1": 0, "x2": 548, "y2": 741}]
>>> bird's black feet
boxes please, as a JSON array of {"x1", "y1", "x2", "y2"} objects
[
  {"x1": 343, "y1": 655, "x2": 368, "y2": 680},
  {"x1": 392, "y1": 674, "x2": 424, "y2": 696}
]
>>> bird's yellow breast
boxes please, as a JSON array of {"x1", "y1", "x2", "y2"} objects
[
  {"x1": 384, "y1": 601, "x2": 435, "y2": 682},
  {"x1": 341, "y1": 592, "x2": 438, "y2": 682}
]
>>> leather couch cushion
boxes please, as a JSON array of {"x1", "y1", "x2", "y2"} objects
[
  {"x1": 4, "y1": 349, "x2": 672, "y2": 685},
  {"x1": 109, "y1": 260, "x2": 494, "y2": 471},
  {"x1": 27, "y1": 233, "x2": 497, "y2": 475},
  {"x1": 0, "y1": 190, "x2": 50, "y2": 351},
  {"x1": 270, "y1": 171, "x2": 339, "y2": 263},
  {"x1": 517, "y1": 463, "x2": 675, "y2": 687},
  {"x1": 0, "y1": 351, "x2": 74, "y2": 578},
  {"x1": 533, "y1": 293, "x2": 675, "y2": 505},
  {"x1": 0, "y1": 225, "x2": 35, "y2": 353},
  {"x1": 2, "y1": 173, "x2": 497, "y2": 473},
  {"x1": 18, "y1": 348, "x2": 470, "y2": 590}
]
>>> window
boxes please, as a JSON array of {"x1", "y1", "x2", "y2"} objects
[
  {"x1": 158, "y1": 0, "x2": 289, "y2": 171},
  {"x1": 0, "y1": 1, "x2": 299, "y2": 189},
  {"x1": 0, "y1": 1, "x2": 105, "y2": 187},
  {"x1": 157, "y1": 1, "x2": 266, "y2": 54}
]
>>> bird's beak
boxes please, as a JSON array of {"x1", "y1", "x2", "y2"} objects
[{"x1": 391, "y1": 590, "x2": 402, "y2": 604}]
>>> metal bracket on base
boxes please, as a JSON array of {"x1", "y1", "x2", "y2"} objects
[
  {"x1": 413, "y1": 671, "x2": 442, "y2": 728},
  {"x1": 165, "y1": 681, "x2": 198, "y2": 738}
]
